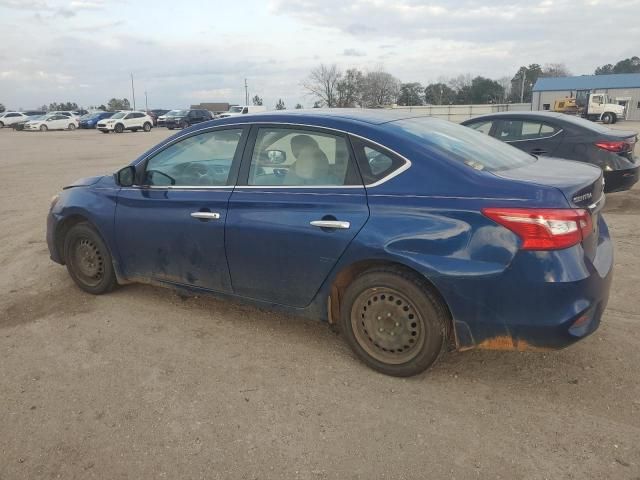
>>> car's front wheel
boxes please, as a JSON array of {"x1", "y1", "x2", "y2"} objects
[
  {"x1": 63, "y1": 222, "x2": 116, "y2": 294},
  {"x1": 114, "y1": 123, "x2": 124, "y2": 133},
  {"x1": 40, "y1": 125, "x2": 48, "y2": 132},
  {"x1": 339, "y1": 267, "x2": 449, "y2": 377},
  {"x1": 68, "y1": 123, "x2": 76, "y2": 130}
]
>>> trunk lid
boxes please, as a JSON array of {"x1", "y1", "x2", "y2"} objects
[{"x1": 493, "y1": 157, "x2": 604, "y2": 258}]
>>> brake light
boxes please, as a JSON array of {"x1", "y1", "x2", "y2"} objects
[
  {"x1": 482, "y1": 208, "x2": 593, "y2": 250},
  {"x1": 594, "y1": 140, "x2": 629, "y2": 153}
]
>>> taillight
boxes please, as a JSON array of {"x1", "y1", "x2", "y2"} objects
[
  {"x1": 594, "y1": 140, "x2": 629, "y2": 153},
  {"x1": 482, "y1": 208, "x2": 593, "y2": 250}
]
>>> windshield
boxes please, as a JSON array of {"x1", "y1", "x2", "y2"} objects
[
  {"x1": 559, "y1": 114, "x2": 617, "y2": 134},
  {"x1": 393, "y1": 117, "x2": 537, "y2": 172},
  {"x1": 171, "y1": 110, "x2": 188, "y2": 116},
  {"x1": 110, "y1": 112, "x2": 126, "y2": 119},
  {"x1": 164, "y1": 110, "x2": 181, "y2": 116},
  {"x1": 228, "y1": 106, "x2": 244, "y2": 113},
  {"x1": 29, "y1": 115, "x2": 45, "y2": 121}
]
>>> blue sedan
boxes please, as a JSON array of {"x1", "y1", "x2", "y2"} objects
[
  {"x1": 79, "y1": 111, "x2": 114, "y2": 129},
  {"x1": 46, "y1": 110, "x2": 613, "y2": 376}
]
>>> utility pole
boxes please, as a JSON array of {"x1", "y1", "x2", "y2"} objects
[
  {"x1": 145, "y1": 90, "x2": 148, "y2": 111},
  {"x1": 520, "y1": 70, "x2": 526, "y2": 103},
  {"x1": 131, "y1": 73, "x2": 136, "y2": 110},
  {"x1": 244, "y1": 78, "x2": 249, "y2": 106}
]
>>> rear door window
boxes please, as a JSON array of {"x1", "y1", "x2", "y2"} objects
[
  {"x1": 351, "y1": 138, "x2": 407, "y2": 185},
  {"x1": 467, "y1": 120, "x2": 493, "y2": 135},
  {"x1": 494, "y1": 120, "x2": 560, "y2": 141}
]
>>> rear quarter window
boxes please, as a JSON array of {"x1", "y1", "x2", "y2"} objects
[{"x1": 393, "y1": 117, "x2": 537, "y2": 172}]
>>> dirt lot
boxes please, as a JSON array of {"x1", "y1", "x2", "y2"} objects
[{"x1": 1, "y1": 123, "x2": 639, "y2": 480}]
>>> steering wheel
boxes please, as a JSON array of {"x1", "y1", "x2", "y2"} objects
[{"x1": 183, "y1": 162, "x2": 213, "y2": 185}]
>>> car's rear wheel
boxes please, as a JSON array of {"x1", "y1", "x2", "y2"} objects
[
  {"x1": 68, "y1": 123, "x2": 76, "y2": 130},
  {"x1": 0, "y1": 121, "x2": 4, "y2": 128},
  {"x1": 143, "y1": 122, "x2": 151, "y2": 132},
  {"x1": 63, "y1": 223, "x2": 116, "y2": 294},
  {"x1": 602, "y1": 113, "x2": 613, "y2": 124},
  {"x1": 40, "y1": 125, "x2": 48, "y2": 132},
  {"x1": 114, "y1": 123, "x2": 124, "y2": 133},
  {"x1": 182, "y1": 121, "x2": 190, "y2": 129},
  {"x1": 339, "y1": 267, "x2": 449, "y2": 377}
]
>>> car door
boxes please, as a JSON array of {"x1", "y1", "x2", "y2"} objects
[
  {"x1": 49, "y1": 115, "x2": 66, "y2": 129},
  {"x1": 225, "y1": 125, "x2": 370, "y2": 307},
  {"x1": 492, "y1": 118, "x2": 564, "y2": 156},
  {"x1": 114, "y1": 127, "x2": 249, "y2": 292}
]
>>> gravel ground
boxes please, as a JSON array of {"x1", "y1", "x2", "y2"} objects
[{"x1": 0, "y1": 124, "x2": 639, "y2": 480}]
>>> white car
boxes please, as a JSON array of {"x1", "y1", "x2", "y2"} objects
[
  {"x1": 24, "y1": 114, "x2": 79, "y2": 131},
  {"x1": 49, "y1": 111, "x2": 80, "y2": 120},
  {"x1": 96, "y1": 111, "x2": 153, "y2": 133},
  {"x1": 219, "y1": 105, "x2": 267, "y2": 118},
  {"x1": 0, "y1": 111, "x2": 30, "y2": 127}
]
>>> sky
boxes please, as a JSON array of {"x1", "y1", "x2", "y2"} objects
[{"x1": 0, "y1": 0, "x2": 638, "y2": 110}]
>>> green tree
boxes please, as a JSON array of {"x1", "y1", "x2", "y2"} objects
[
  {"x1": 295, "y1": 103, "x2": 303, "y2": 109},
  {"x1": 0, "y1": 103, "x2": 5, "y2": 113},
  {"x1": 397, "y1": 82, "x2": 424, "y2": 106},
  {"x1": 336, "y1": 68, "x2": 364, "y2": 107},
  {"x1": 469, "y1": 76, "x2": 504, "y2": 104},
  {"x1": 312, "y1": 101, "x2": 322, "y2": 108},
  {"x1": 49, "y1": 101, "x2": 79, "y2": 111},
  {"x1": 541, "y1": 63, "x2": 571, "y2": 77},
  {"x1": 275, "y1": 99, "x2": 286, "y2": 110},
  {"x1": 595, "y1": 56, "x2": 640, "y2": 74},
  {"x1": 509, "y1": 64, "x2": 542, "y2": 103},
  {"x1": 423, "y1": 83, "x2": 456, "y2": 105},
  {"x1": 252, "y1": 95, "x2": 263, "y2": 106},
  {"x1": 107, "y1": 98, "x2": 131, "y2": 111}
]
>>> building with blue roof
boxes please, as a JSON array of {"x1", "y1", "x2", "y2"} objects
[{"x1": 532, "y1": 73, "x2": 640, "y2": 121}]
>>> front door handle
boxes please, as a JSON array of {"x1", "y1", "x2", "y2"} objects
[
  {"x1": 191, "y1": 212, "x2": 220, "y2": 220},
  {"x1": 531, "y1": 148, "x2": 547, "y2": 155},
  {"x1": 310, "y1": 220, "x2": 350, "y2": 229}
]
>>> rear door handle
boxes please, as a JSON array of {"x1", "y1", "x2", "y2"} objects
[
  {"x1": 191, "y1": 212, "x2": 220, "y2": 220},
  {"x1": 310, "y1": 220, "x2": 350, "y2": 229}
]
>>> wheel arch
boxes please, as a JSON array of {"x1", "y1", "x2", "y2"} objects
[
  {"x1": 54, "y1": 213, "x2": 91, "y2": 264},
  {"x1": 327, "y1": 259, "x2": 456, "y2": 349}
]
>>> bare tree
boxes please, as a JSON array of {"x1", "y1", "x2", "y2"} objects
[
  {"x1": 542, "y1": 63, "x2": 571, "y2": 77},
  {"x1": 302, "y1": 64, "x2": 341, "y2": 108},
  {"x1": 336, "y1": 68, "x2": 364, "y2": 107},
  {"x1": 361, "y1": 69, "x2": 401, "y2": 107}
]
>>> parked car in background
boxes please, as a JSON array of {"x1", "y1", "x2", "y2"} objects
[
  {"x1": 49, "y1": 111, "x2": 80, "y2": 120},
  {"x1": 0, "y1": 111, "x2": 30, "y2": 127},
  {"x1": 96, "y1": 111, "x2": 153, "y2": 133},
  {"x1": 79, "y1": 112, "x2": 114, "y2": 129},
  {"x1": 46, "y1": 110, "x2": 612, "y2": 377},
  {"x1": 11, "y1": 111, "x2": 47, "y2": 130},
  {"x1": 218, "y1": 105, "x2": 267, "y2": 118},
  {"x1": 24, "y1": 114, "x2": 79, "y2": 131},
  {"x1": 157, "y1": 110, "x2": 181, "y2": 127},
  {"x1": 165, "y1": 109, "x2": 212, "y2": 129},
  {"x1": 147, "y1": 109, "x2": 170, "y2": 126},
  {"x1": 462, "y1": 111, "x2": 638, "y2": 193}
]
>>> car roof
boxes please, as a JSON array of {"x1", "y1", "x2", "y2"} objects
[
  {"x1": 211, "y1": 109, "x2": 437, "y2": 126},
  {"x1": 462, "y1": 111, "x2": 570, "y2": 123}
]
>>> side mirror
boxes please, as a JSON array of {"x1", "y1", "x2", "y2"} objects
[
  {"x1": 115, "y1": 165, "x2": 135, "y2": 187},
  {"x1": 264, "y1": 149, "x2": 286, "y2": 164}
]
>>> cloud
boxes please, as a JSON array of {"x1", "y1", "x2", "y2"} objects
[{"x1": 343, "y1": 48, "x2": 366, "y2": 57}]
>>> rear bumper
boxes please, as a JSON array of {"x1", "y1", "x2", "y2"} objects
[
  {"x1": 604, "y1": 165, "x2": 639, "y2": 193},
  {"x1": 438, "y1": 219, "x2": 614, "y2": 352}
]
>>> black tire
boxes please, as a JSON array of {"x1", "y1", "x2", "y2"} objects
[
  {"x1": 339, "y1": 267, "x2": 449, "y2": 377},
  {"x1": 101, "y1": 130, "x2": 109, "y2": 134},
  {"x1": 63, "y1": 222, "x2": 116, "y2": 295},
  {"x1": 40, "y1": 125, "x2": 48, "y2": 132},
  {"x1": 143, "y1": 122, "x2": 151, "y2": 132},
  {"x1": 0, "y1": 121, "x2": 4, "y2": 128},
  {"x1": 182, "y1": 121, "x2": 190, "y2": 129},
  {"x1": 168, "y1": 127, "x2": 174, "y2": 130},
  {"x1": 68, "y1": 123, "x2": 76, "y2": 130},
  {"x1": 114, "y1": 123, "x2": 124, "y2": 133},
  {"x1": 602, "y1": 113, "x2": 613, "y2": 124},
  {"x1": 131, "y1": 128, "x2": 138, "y2": 132}
]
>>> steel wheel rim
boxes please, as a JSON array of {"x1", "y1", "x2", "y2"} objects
[
  {"x1": 71, "y1": 237, "x2": 104, "y2": 287},
  {"x1": 351, "y1": 287, "x2": 426, "y2": 365}
]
